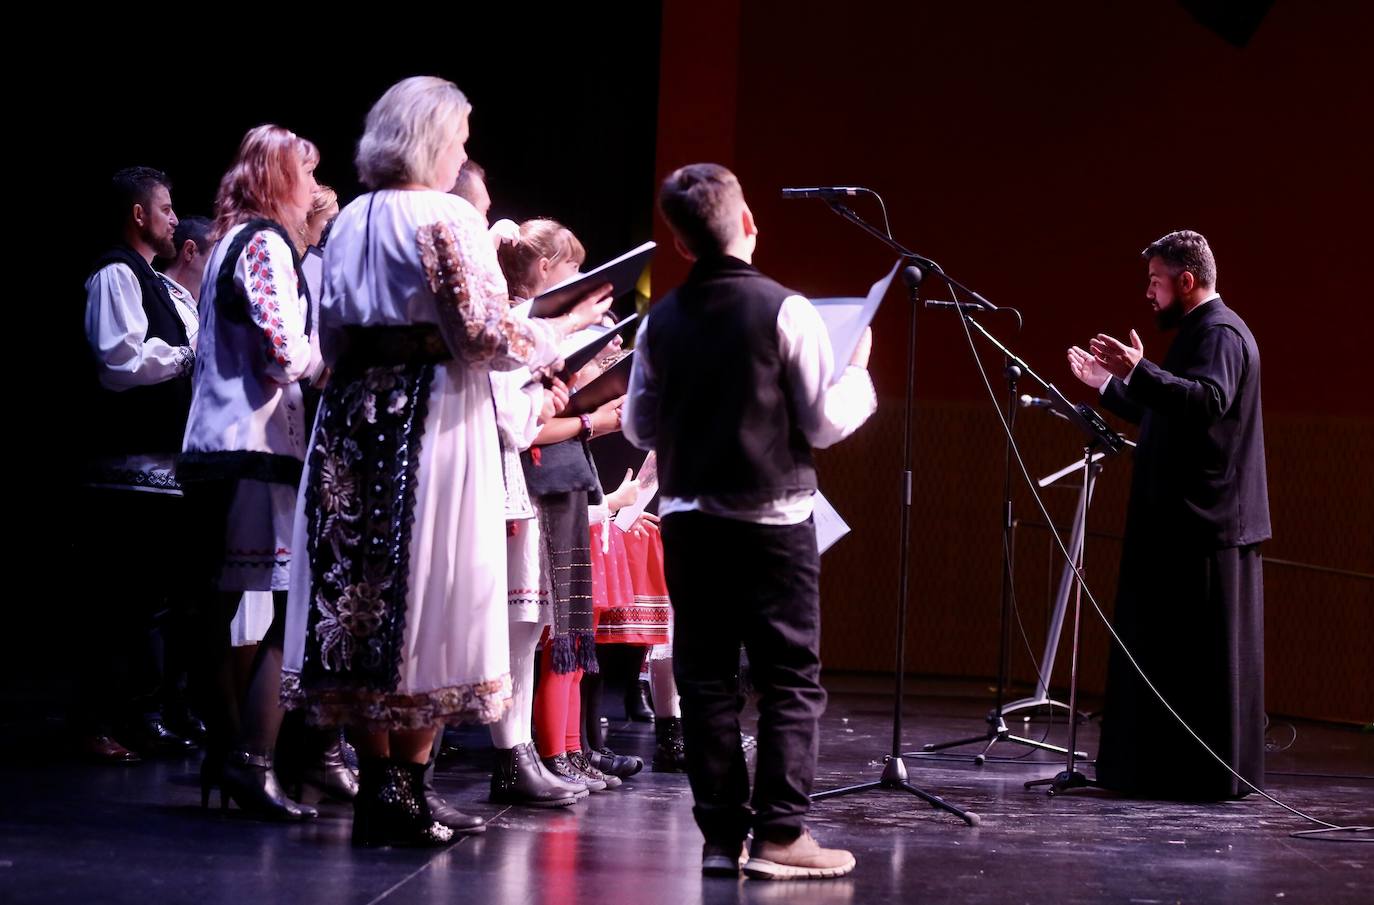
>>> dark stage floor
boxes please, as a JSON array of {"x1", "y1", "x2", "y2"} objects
[{"x1": 2, "y1": 677, "x2": 1370, "y2": 905}]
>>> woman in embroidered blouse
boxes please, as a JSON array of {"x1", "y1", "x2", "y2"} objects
[
  {"x1": 280, "y1": 76, "x2": 611, "y2": 847},
  {"x1": 180, "y1": 124, "x2": 328, "y2": 822}
]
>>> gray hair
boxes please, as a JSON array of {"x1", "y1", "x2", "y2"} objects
[{"x1": 356, "y1": 76, "x2": 471, "y2": 190}]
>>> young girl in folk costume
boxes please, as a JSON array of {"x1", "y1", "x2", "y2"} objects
[
  {"x1": 484, "y1": 282, "x2": 586, "y2": 808},
  {"x1": 280, "y1": 78, "x2": 611, "y2": 848},
  {"x1": 179, "y1": 125, "x2": 342, "y2": 821},
  {"x1": 582, "y1": 389, "x2": 673, "y2": 778},
  {"x1": 588, "y1": 450, "x2": 687, "y2": 772},
  {"x1": 497, "y1": 219, "x2": 629, "y2": 794}
]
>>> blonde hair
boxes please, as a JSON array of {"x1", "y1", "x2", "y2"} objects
[
  {"x1": 356, "y1": 76, "x2": 471, "y2": 189},
  {"x1": 496, "y1": 218, "x2": 586, "y2": 299},
  {"x1": 211, "y1": 125, "x2": 318, "y2": 242},
  {"x1": 299, "y1": 184, "x2": 339, "y2": 249}
]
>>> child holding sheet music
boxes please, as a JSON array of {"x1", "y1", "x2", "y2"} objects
[{"x1": 497, "y1": 220, "x2": 629, "y2": 795}]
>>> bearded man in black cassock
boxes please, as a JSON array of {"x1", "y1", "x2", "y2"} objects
[{"x1": 1068, "y1": 229, "x2": 1269, "y2": 800}]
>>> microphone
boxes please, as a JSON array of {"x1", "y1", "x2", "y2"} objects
[
  {"x1": 925, "y1": 296, "x2": 1002, "y2": 313},
  {"x1": 925, "y1": 300, "x2": 987, "y2": 312},
  {"x1": 1019, "y1": 395, "x2": 1056, "y2": 409},
  {"x1": 780, "y1": 186, "x2": 868, "y2": 200}
]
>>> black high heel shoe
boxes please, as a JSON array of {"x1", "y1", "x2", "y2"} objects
[
  {"x1": 199, "y1": 750, "x2": 224, "y2": 809},
  {"x1": 221, "y1": 749, "x2": 318, "y2": 821}
]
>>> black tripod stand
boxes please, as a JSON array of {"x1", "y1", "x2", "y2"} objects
[{"x1": 801, "y1": 193, "x2": 977, "y2": 827}]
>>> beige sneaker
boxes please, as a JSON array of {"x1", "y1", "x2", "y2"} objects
[
  {"x1": 701, "y1": 841, "x2": 750, "y2": 876},
  {"x1": 743, "y1": 828, "x2": 855, "y2": 880}
]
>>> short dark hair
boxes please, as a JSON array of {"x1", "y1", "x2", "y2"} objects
[
  {"x1": 173, "y1": 216, "x2": 213, "y2": 255},
  {"x1": 453, "y1": 158, "x2": 486, "y2": 200},
  {"x1": 657, "y1": 163, "x2": 744, "y2": 257},
  {"x1": 1143, "y1": 229, "x2": 1216, "y2": 288},
  {"x1": 109, "y1": 166, "x2": 171, "y2": 236}
]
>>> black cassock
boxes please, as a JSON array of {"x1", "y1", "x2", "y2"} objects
[{"x1": 1096, "y1": 297, "x2": 1270, "y2": 800}]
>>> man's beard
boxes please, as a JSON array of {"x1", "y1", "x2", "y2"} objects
[{"x1": 1155, "y1": 300, "x2": 1185, "y2": 331}]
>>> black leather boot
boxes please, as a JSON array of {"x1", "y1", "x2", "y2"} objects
[
  {"x1": 220, "y1": 748, "x2": 318, "y2": 820},
  {"x1": 490, "y1": 742, "x2": 583, "y2": 807},
  {"x1": 653, "y1": 717, "x2": 687, "y2": 772},
  {"x1": 352, "y1": 758, "x2": 453, "y2": 848},
  {"x1": 625, "y1": 679, "x2": 655, "y2": 722}
]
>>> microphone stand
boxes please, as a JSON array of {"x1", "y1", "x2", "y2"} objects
[
  {"x1": 922, "y1": 310, "x2": 1125, "y2": 796},
  {"x1": 803, "y1": 198, "x2": 979, "y2": 827}
]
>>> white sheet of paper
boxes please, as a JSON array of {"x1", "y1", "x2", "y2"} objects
[
  {"x1": 813, "y1": 491, "x2": 851, "y2": 555},
  {"x1": 613, "y1": 451, "x2": 659, "y2": 531},
  {"x1": 811, "y1": 260, "x2": 901, "y2": 381}
]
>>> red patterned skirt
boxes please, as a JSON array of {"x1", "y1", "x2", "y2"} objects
[{"x1": 591, "y1": 520, "x2": 670, "y2": 645}]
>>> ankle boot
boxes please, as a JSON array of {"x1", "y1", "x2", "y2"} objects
[
  {"x1": 221, "y1": 748, "x2": 318, "y2": 820},
  {"x1": 653, "y1": 717, "x2": 687, "y2": 772},
  {"x1": 490, "y1": 742, "x2": 583, "y2": 807},
  {"x1": 625, "y1": 679, "x2": 654, "y2": 722},
  {"x1": 352, "y1": 758, "x2": 453, "y2": 848},
  {"x1": 300, "y1": 730, "x2": 359, "y2": 802}
]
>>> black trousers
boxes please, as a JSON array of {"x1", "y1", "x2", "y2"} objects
[
  {"x1": 73, "y1": 487, "x2": 193, "y2": 732},
  {"x1": 662, "y1": 511, "x2": 825, "y2": 847}
]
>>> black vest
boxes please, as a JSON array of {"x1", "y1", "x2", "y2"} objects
[
  {"x1": 84, "y1": 245, "x2": 192, "y2": 457},
  {"x1": 644, "y1": 256, "x2": 817, "y2": 503}
]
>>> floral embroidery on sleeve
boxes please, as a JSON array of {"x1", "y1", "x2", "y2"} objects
[
  {"x1": 244, "y1": 233, "x2": 293, "y2": 371},
  {"x1": 416, "y1": 217, "x2": 561, "y2": 374}
]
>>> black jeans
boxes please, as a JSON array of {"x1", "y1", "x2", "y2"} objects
[
  {"x1": 73, "y1": 487, "x2": 192, "y2": 733},
  {"x1": 662, "y1": 511, "x2": 825, "y2": 847}
]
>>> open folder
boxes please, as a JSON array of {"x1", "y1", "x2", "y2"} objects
[
  {"x1": 811, "y1": 261, "x2": 901, "y2": 381},
  {"x1": 530, "y1": 241, "x2": 656, "y2": 319},
  {"x1": 556, "y1": 314, "x2": 639, "y2": 382},
  {"x1": 564, "y1": 351, "x2": 634, "y2": 417}
]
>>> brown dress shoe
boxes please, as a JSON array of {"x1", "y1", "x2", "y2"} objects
[
  {"x1": 744, "y1": 827, "x2": 855, "y2": 880},
  {"x1": 78, "y1": 735, "x2": 142, "y2": 764}
]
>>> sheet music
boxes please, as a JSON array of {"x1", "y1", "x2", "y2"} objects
[
  {"x1": 811, "y1": 260, "x2": 900, "y2": 381},
  {"x1": 613, "y1": 451, "x2": 660, "y2": 531},
  {"x1": 813, "y1": 491, "x2": 851, "y2": 555}
]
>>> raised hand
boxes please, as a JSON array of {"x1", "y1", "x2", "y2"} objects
[
  {"x1": 1089, "y1": 329, "x2": 1144, "y2": 380},
  {"x1": 1068, "y1": 345, "x2": 1110, "y2": 388}
]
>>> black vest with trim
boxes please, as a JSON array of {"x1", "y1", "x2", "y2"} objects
[
  {"x1": 643, "y1": 256, "x2": 817, "y2": 504},
  {"x1": 176, "y1": 219, "x2": 312, "y2": 487},
  {"x1": 84, "y1": 245, "x2": 192, "y2": 457}
]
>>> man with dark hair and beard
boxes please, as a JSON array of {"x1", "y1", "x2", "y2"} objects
[
  {"x1": 75, "y1": 167, "x2": 200, "y2": 763},
  {"x1": 1068, "y1": 229, "x2": 1270, "y2": 800}
]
